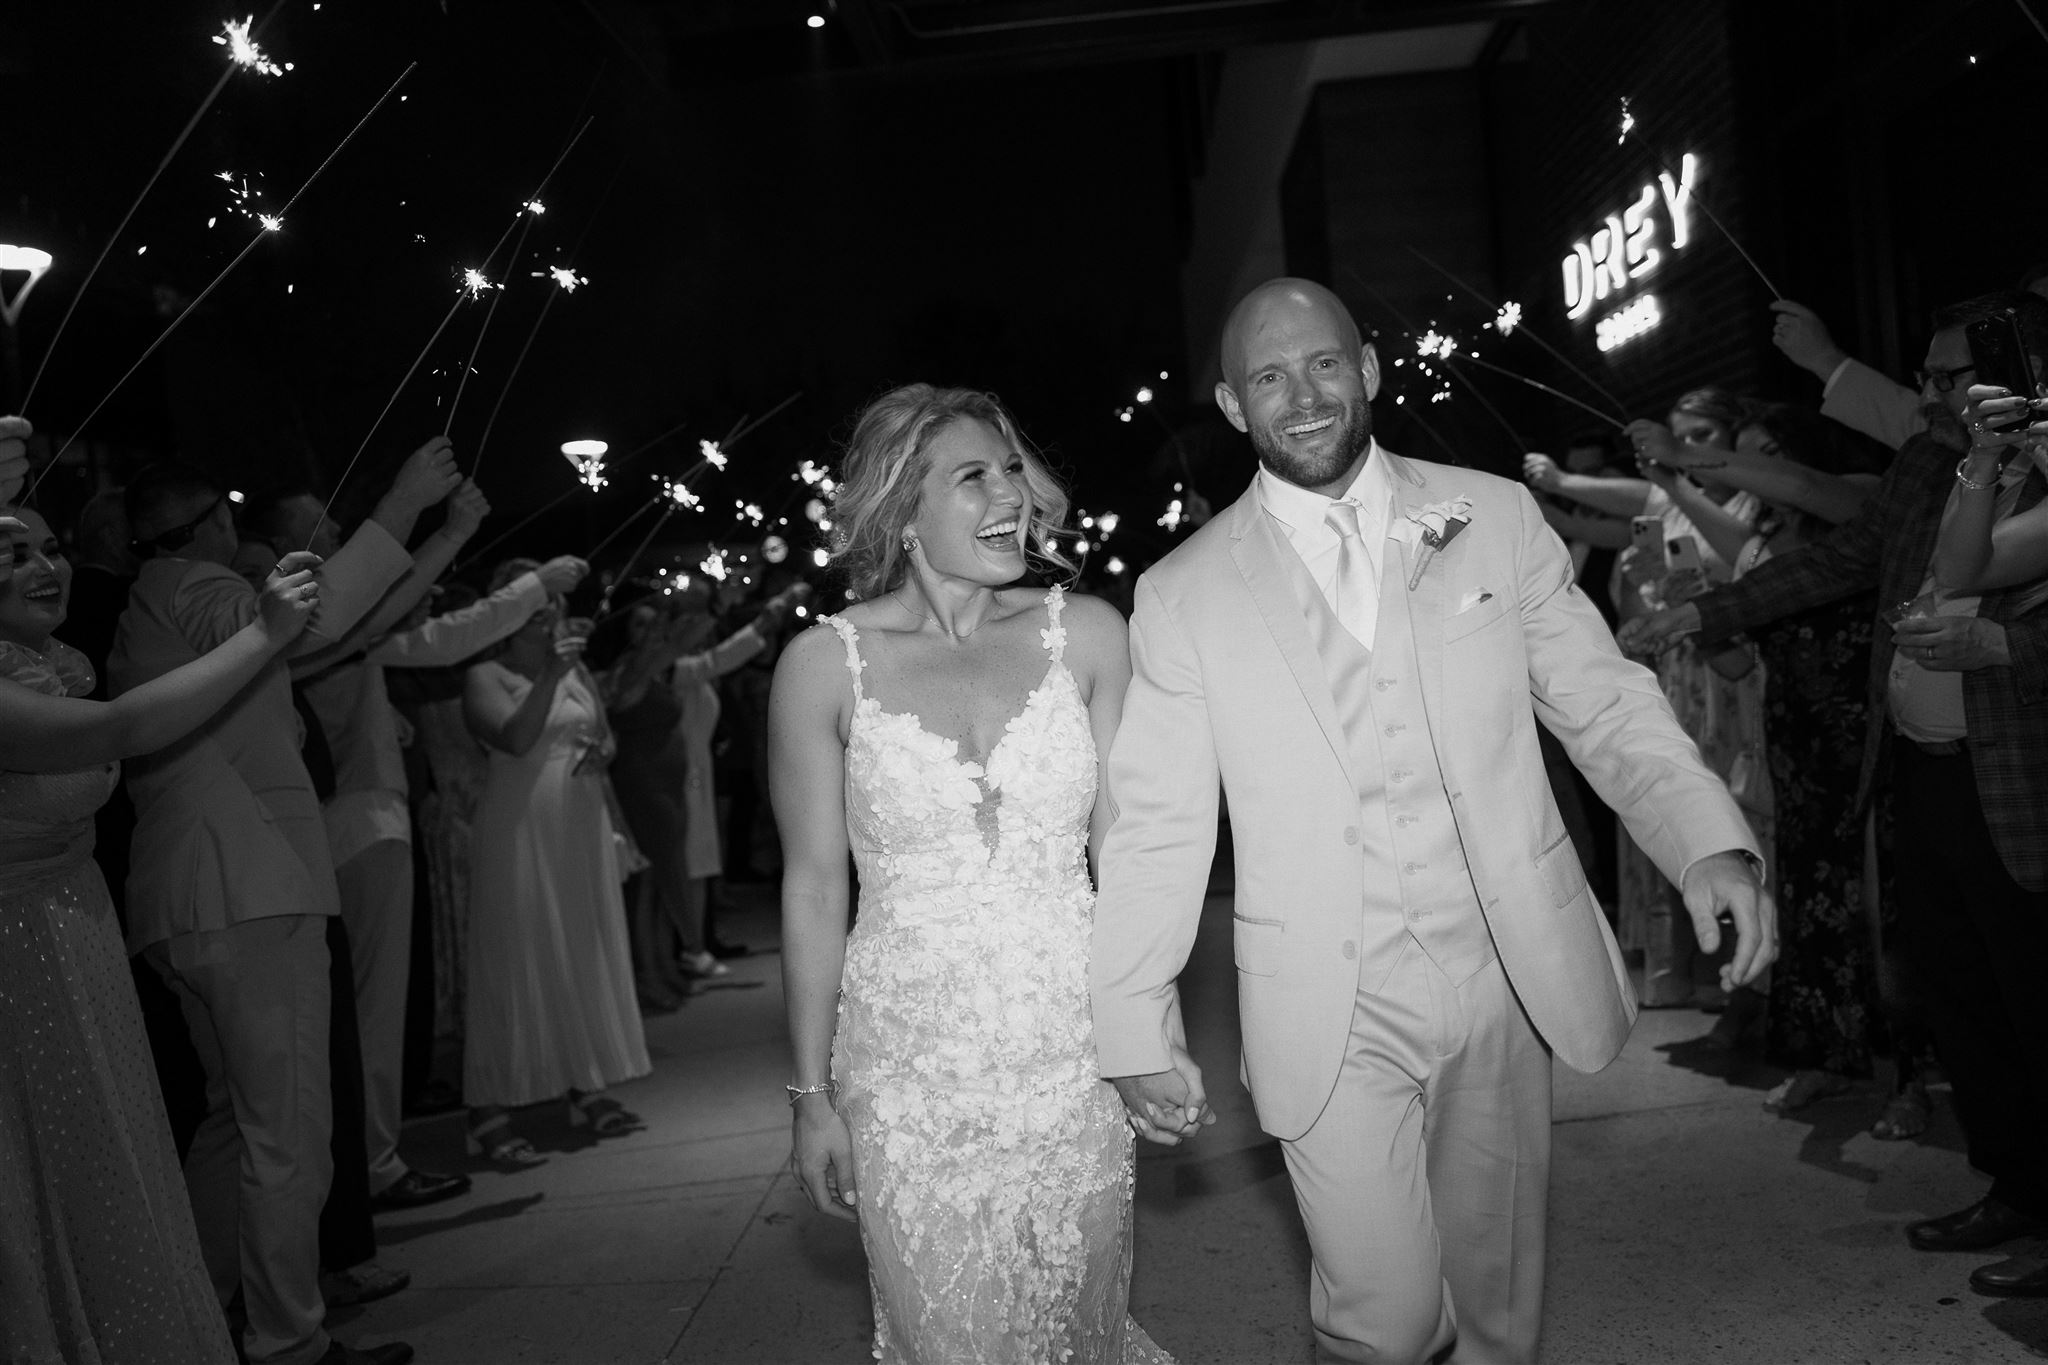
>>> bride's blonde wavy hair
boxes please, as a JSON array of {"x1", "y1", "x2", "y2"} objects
[{"x1": 828, "y1": 384, "x2": 1073, "y2": 601}]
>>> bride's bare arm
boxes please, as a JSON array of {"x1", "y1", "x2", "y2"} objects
[
  {"x1": 769, "y1": 625, "x2": 859, "y2": 1220},
  {"x1": 1062, "y1": 594, "x2": 1132, "y2": 880}
]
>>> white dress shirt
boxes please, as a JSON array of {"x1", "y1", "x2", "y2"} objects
[{"x1": 1258, "y1": 440, "x2": 1396, "y2": 650}]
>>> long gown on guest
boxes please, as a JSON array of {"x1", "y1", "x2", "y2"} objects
[
  {"x1": 818, "y1": 588, "x2": 1174, "y2": 1365},
  {"x1": 1614, "y1": 487, "x2": 1774, "y2": 998},
  {"x1": 462, "y1": 661, "x2": 649, "y2": 1107},
  {"x1": 1754, "y1": 586, "x2": 1880, "y2": 1076},
  {"x1": 0, "y1": 640, "x2": 234, "y2": 1364}
]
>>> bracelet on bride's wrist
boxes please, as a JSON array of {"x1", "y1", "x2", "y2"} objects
[
  {"x1": 1955, "y1": 456, "x2": 1999, "y2": 492},
  {"x1": 786, "y1": 1079, "x2": 837, "y2": 1104}
]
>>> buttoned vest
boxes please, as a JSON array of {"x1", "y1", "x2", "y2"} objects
[{"x1": 1279, "y1": 524, "x2": 1498, "y2": 992}]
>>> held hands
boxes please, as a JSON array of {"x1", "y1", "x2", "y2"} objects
[
  {"x1": 387, "y1": 436, "x2": 462, "y2": 514},
  {"x1": 1768, "y1": 300, "x2": 1849, "y2": 379},
  {"x1": 0, "y1": 416, "x2": 30, "y2": 505},
  {"x1": 790, "y1": 1092, "x2": 859, "y2": 1221},
  {"x1": 534, "y1": 555, "x2": 590, "y2": 595},
  {"x1": 442, "y1": 479, "x2": 491, "y2": 540},
  {"x1": 1680, "y1": 849, "x2": 1777, "y2": 991},
  {"x1": 1111, "y1": 998, "x2": 1217, "y2": 1147},
  {"x1": 257, "y1": 551, "x2": 324, "y2": 643},
  {"x1": 1891, "y1": 614, "x2": 2010, "y2": 672}
]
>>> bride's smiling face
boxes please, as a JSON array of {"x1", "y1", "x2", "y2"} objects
[{"x1": 906, "y1": 418, "x2": 1033, "y2": 587}]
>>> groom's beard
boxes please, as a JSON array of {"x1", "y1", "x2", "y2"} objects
[{"x1": 1249, "y1": 399, "x2": 1374, "y2": 490}]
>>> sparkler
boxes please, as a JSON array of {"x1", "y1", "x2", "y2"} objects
[
  {"x1": 21, "y1": 0, "x2": 292, "y2": 413},
  {"x1": 31, "y1": 62, "x2": 417, "y2": 500},
  {"x1": 468, "y1": 261, "x2": 584, "y2": 472},
  {"x1": 1493, "y1": 302, "x2": 1522, "y2": 336},
  {"x1": 2019, "y1": 0, "x2": 2048, "y2": 46},
  {"x1": 560, "y1": 438, "x2": 608, "y2": 491},
  {"x1": 215, "y1": 16, "x2": 290, "y2": 76},
  {"x1": 1616, "y1": 96, "x2": 1635, "y2": 146},
  {"x1": 1405, "y1": 246, "x2": 1627, "y2": 417},
  {"x1": 1614, "y1": 104, "x2": 1783, "y2": 298},
  {"x1": 1457, "y1": 354, "x2": 1627, "y2": 431},
  {"x1": 597, "y1": 504, "x2": 681, "y2": 616},
  {"x1": 1345, "y1": 269, "x2": 1529, "y2": 452}
]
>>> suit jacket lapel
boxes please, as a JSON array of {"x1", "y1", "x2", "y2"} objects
[
  {"x1": 1227, "y1": 490, "x2": 1357, "y2": 788},
  {"x1": 1380, "y1": 454, "x2": 1450, "y2": 742}
]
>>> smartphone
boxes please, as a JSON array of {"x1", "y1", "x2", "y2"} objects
[
  {"x1": 1664, "y1": 536, "x2": 1707, "y2": 601},
  {"x1": 1965, "y1": 308, "x2": 2041, "y2": 402},
  {"x1": 1629, "y1": 516, "x2": 1667, "y2": 570}
]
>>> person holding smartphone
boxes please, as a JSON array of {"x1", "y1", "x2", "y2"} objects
[{"x1": 460, "y1": 561, "x2": 648, "y2": 1165}]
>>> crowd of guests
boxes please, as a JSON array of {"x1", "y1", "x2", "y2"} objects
[
  {"x1": 1530, "y1": 281, "x2": 2048, "y2": 1299},
  {"x1": 6, "y1": 276, "x2": 2048, "y2": 1364},
  {"x1": 0, "y1": 428, "x2": 807, "y2": 1365}
]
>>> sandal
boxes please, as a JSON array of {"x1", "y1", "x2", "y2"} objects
[
  {"x1": 465, "y1": 1112, "x2": 548, "y2": 1168},
  {"x1": 1870, "y1": 1079, "x2": 1931, "y2": 1141},
  {"x1": 567, "y1": 1091, "x2": 640, "y2": 1136}
]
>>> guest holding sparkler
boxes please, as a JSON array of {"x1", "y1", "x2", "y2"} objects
[
  {"x1": 0, "y1": 487, "x2": 323, "y2": 1365},
  {"x1": 461, "y1": 563, "x2": 648, "y2": 1165},
  {"x1": 604, "y1": 578, "x2": 808, "y2": 1005},
  {"x1": 108, "y1": 437, "x2": 458, "y2": 1365},
  {"x1": 1527, "y1": 388, "x2": 1771, "y2": 1016}
]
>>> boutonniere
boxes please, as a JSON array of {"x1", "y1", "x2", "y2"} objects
[{"x1": 1405, "y1": 497, "x2": 1474, "y2": 589}]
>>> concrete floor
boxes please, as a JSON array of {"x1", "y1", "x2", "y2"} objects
[{"x1": 336, "y1": 887, "x2": 2048, "y2": 1364}]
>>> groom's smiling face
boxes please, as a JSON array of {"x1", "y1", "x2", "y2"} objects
[{"x1": 1216, "y1": 281, "x2": 1380, "y2": 498}]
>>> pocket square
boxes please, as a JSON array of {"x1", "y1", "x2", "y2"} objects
[{"x1": 1456, "y1": 588, "x2": 1494, "y2": 614}]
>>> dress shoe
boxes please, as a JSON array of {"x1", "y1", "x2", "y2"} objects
[
  {"x1": 320, "y1": 1260, "x2": 411, "y2": 1309},
  {"x1": 1970, "y1": 1254, "x2": 2048, "y2": 1297},
  {"x1": 1906, "y1": 1198, "x2": 2048, "y2": 1252},
  {"x1": 370, "y1": 1167, "x2": 471, "y2": 1211},
  {"x1": 316, "y1": 1341, "x2": 415, "y2": 1365}
]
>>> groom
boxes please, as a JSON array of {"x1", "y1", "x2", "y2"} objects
[{"x1": 1090, "y1": 278, "x2": 1773, "y2": 1364}]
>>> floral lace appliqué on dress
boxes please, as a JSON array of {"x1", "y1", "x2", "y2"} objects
[{"x1": 821, "y1": 587, "x2": 1175, "y2": 1365}]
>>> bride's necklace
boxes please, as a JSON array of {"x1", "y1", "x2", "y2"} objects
[{"x1": 893, "y1": 589, "x2": 996, "y2": 642}]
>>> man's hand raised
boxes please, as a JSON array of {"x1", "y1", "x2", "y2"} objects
[{"x1": 388, "y1": 437, "x2": 461, "y2": 515}]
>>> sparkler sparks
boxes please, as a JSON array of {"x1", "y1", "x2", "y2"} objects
[
  {"x1": 460, "y1": 268, "x2": 494, "y2": 298},
  {"x1": 216, "y1": 17, "x2": 290, "y2": 76},
  {"x1": 736, "y1": 501, "x2": 765, "y2": 527},
  {"x1": 658, "y1": 476, "x2": 703, "y2": 510},
  {"x1": 1617, "y1": 96, "x2": 1635, "y2": 145},
  {"x1": 541, "y1": 265, "x2": 586, "y2": 292},
  {"x1": 1416, "y1": 330, "x2": 1458, "y2": 360},
  {"x1": 699, "y1": 549, "x2": 730, "y2": 583},
  {"x1": 523, "y1": 199, "x2": 547, "y2": 215},
  {"x1": 699, "y1": 439, "x2": 728, "y2": 470},
  {"x1": 561, "y1": 440, "x2": 609, "y2": 491},
  {"x1": 1493, "y1": 302, "x2": 1522, "y2": 336},
  {"x1": 1158, "y1": 484, "x2": 1189, "y2": 533},
  {"x1": 258, "y1": 214, "x2": 282, "y2": 232}
]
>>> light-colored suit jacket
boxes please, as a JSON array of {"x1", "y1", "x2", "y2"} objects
[
  {"x1": 1822, "y1": 357, "x2": 1924, "y2": 452},
  {"x1": 1090, "y1": 449, "x2": 1758, "y2": 1141},
  {"x1": 110, "y1": 522, "x2": 412, "y2": 951}
]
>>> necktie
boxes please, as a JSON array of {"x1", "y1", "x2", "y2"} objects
[{"x1": 1324, "y1": 499, "x2": 1376, "y2": 650}]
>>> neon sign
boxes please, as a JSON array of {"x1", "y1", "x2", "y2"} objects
[
  {"x1": 1562, "y1": 153, "x2": 1698, "y2": 322},
  {"x1": 1595, "y1": 294, "x2": 1662, "y2": 352}
]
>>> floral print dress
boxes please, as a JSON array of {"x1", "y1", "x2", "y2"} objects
[{"x1": 821, "y1": 588, "x2": 1174, "y2": 1365}]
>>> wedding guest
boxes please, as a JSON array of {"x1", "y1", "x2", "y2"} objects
[
  {"x1": 1529, "y1": 387, "x2": 1770, "y2": 1013},
  {"x1": 461, "y1": 565, "x2": 649, "y2": 1165},
  {"x1": 61, "y1": 489, "x2": 137, "y2": 695},
  {"x1": 0, "y1": 498, "x2": 322, "y2": 1365},
  {"x1": 1625, "y1": 291, "x2": 2048, "y2": 1300},
  {"x1": 604, "y1": 580, "x2": 806, "y2": 1004},
  {"x1": 110, "y1": 439, "x2": 459, "y2": 1365}
]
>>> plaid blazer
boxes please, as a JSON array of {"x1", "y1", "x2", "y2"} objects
[{"x1": 1693, "y1": 431, "x2": 2048, "y2": 892}]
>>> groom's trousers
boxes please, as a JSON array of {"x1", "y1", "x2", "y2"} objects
[{"x1": 1279, "y1": 937, "x2": 1550, "y2": 1365}]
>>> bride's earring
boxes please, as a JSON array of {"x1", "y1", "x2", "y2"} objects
[{"x1": 901, "y1": 532, "x2": 919, "y2": 554}]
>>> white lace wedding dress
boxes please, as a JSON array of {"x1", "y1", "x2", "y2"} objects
[{"x1": 820, "y1": 587, "x2": 1174, "y2": 1364}]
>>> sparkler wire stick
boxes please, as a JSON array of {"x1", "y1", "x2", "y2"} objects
[
  {"x1": 446, "y1": 115, "x2": 595, "y2": 448},
  {"x1": 307, "y1": 285, "x2": 468, "y2": 547},
  {"x1": 1403, "y1": 245, "x2": 1629, "y2": 418},
  {"x1": 30, "y1": 62, "x2": 417, "y2": 501},
  {"x1": 2019, "y1": 0, "x2": 2048, "y2": 46},
  {"x1": 1455, "y1": 355, "x2": 1627, "y2": 432},
  {"x1": 1344, "y1": 269, "x2": 1531, "y2": 453},
  {"x1": 21, "y1": 0, "x2": 293, "y2": 414},
  {"x1": 724, "y1": 390, "x2": 802, "y2": 446}
]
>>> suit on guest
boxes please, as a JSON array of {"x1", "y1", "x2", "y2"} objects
[
  {"x1": 1092, "y1": 445, "x2": 1756, "y2": 1363},
  {"x1": 110, "y1": 522, "x2": 410, "y2": 1365}
]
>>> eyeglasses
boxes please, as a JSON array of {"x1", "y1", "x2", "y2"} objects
[
  {"x1": 1917, "y1": 363, "x2": 1978, "y2": 393},
  {"x1": 133, "y1": 495, "x2": 223, "y2": 554}
]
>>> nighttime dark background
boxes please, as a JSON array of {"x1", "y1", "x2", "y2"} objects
[{"x1": 5, "y1": 0, "x2": 2047, "y2": 580}]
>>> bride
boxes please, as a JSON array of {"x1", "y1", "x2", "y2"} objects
[{"x1": 770, "y1": 384, "x2": 1185, "y2": 1363}]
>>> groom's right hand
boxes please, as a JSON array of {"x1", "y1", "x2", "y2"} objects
[{"x1": 1111, "y1": 1050, "x2": 1216, "y2": 1147}]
